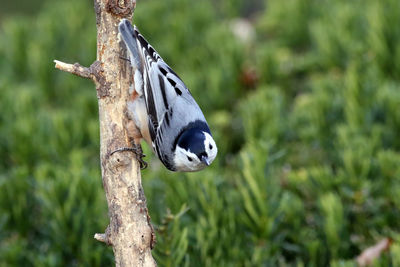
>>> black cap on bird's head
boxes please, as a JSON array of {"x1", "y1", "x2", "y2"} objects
[
  {"x1": 177, "y1": 128, "x2": 208, "y2": 157},
  {"x1": 173, "y1": 121, "x2": 217, "y2": 172}
]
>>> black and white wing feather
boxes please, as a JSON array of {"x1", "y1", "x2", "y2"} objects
[{"x1": 133, "y1": 25, "x2": 192, "y2": 140}]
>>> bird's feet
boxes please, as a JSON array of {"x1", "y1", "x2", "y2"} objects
[{"x1": 110, "y1": 144, "x2": 148, "y2": 170}]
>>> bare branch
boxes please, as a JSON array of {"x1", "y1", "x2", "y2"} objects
[
  {"x1": 54, "y1": 0, "x2": 156, "y2": 265},
  {"x1": 94, "y1": 233, "x2": 111, "y2": 245},
  {"x1": 54, "y1": 60, "x2": 93, "y2": 80},
  {"x1": 356, "y1": 238, "x2": 392, "y2": 266}
]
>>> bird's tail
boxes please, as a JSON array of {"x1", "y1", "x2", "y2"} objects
[{"x1": 118, "y1": 19, "x2": 142, "y2": 71}]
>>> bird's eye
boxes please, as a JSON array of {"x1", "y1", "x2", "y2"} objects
[
  {"x1": 187, "y1": 156, "x2": 193, "y2": 162},
  {"x1": 209, "y1": 144, "x2": 213, "y2": 150}
]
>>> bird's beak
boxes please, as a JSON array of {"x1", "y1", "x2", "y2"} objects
[{"x1": 201, "y1": 155, "x2": 210, "y2": 166}]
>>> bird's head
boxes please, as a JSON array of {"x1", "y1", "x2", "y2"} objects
[{"x1": 173, "y1": 128, "x2": 217, "y2": 172}]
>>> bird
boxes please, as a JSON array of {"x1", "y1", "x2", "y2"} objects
[{"x1": 118, "y1": 19, "x2": 217, "y2": 172}]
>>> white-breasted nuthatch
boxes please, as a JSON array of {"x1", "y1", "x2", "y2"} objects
[{"x1": 118, "y1": 19, "x2": 217, "y2": 172}]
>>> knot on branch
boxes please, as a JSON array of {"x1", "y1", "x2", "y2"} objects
[
  {"x1": 107, "y1": 147, "x2": 133, "y2": 173},
  {"x1": 90, "y1": 61, "x2": 110, "y2": 98},
  {"x1": 106, "y1": 0, "x2": 136, "y2": 16}
]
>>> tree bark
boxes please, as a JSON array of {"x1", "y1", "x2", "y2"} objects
[{"x1": 54, "y1": 0, "x2": 156, "y2": 266}]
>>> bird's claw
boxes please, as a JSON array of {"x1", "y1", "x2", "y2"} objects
[{"x1": 110, "y1": 144, "x2": 148, "y2": 170}]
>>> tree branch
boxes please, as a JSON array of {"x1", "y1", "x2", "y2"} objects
[
  {"x1": 54, "y1": 0, "x2": 157, "y2": 266},
  {"x1": 53, "y1": 60, "x2": 93, "y2": 80}
]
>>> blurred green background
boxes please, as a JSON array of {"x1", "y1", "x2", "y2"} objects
[{"x1": 1, "y1": 0, "x2": 400, "y2": 266}]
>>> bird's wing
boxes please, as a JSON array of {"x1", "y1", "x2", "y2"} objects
[{"x1": 119, "y1": 19, "x2": 192, "y2": 143}]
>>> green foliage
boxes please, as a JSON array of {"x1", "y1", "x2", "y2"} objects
[{"x1": 1, "y1": 0, "x2": 400, "y2": 266}]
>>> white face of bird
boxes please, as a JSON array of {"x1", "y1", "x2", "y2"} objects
[
  {"x1": 203, "y1": 132, "x2": 218, "y2": 165},
  {"x1": 173, "y1": 132, "x2": 217, "y2": 172}
]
